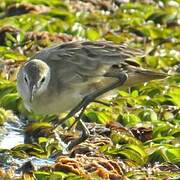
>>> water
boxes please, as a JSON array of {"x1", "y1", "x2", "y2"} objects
[
  {"x1": 0, "y1": 119, "x2": 24, "y2": 149},
  {"x1": 0, "y1": 118, "x2": 55, "y2": 173}
]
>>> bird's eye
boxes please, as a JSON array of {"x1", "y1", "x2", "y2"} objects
[
  {"x1": 41, "y1": 77, "x2": 45, "y2": 83},
  {"x1": 24, "y1": 76, "x2": 28, "y2": 84}
]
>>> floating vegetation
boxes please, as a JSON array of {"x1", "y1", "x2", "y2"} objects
[{"x1": 0, "y1": 0, "x2": 179, "y2": 179}]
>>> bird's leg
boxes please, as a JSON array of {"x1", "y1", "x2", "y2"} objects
[
  {"x1": 53, "y1": 98, "x2": 88, "y2": 128},
  {"x1": 67, "y1": 119, "x2": 90, "y2": 150},
  {"x1": 67, "y1": 117, "x2": 78, "y2": 131},
  {"x1": 67, "y1": 107, "x2": 90, "y2": 150},
  {"x1": 53, "y1": 95, "x2": 92, "y2": 128},
  {"x1": 57, "y1": 73, "x2": 128, "y2": 150},
  {"x1": 54, "y1": 72, "x2": 128, "y2": 128},
  {"x1": 67, "y1": 100, "x2": 111, "y2": 131},
  {"x1": 93, "y1": 100, "x2": 112, "y2": 107}
]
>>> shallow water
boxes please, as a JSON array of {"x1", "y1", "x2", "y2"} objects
[
  {"x1": 0, "y1": 120, "x2": 24, "y2": 149},
  {"x1": 0, "y1": 131, "x2": 24, "y2": 149},
  {"x1": 0, "y1": 119, "x2": 56, "y2": 174}
]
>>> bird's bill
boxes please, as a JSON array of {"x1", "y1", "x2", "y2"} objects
[{"x1": 29, "y1": 84, "x2": 37, "y2": 102}]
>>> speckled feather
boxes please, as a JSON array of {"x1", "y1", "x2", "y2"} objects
[
  {"x1": 18, "y1": 41, "x2": 166, "y2": 114},
  {"x1": 29, "y1": 41, "x2": 143, "y2": 86}
]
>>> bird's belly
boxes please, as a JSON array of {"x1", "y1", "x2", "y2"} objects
[{"x1": 27, "y1": 89, "x2": 83, "y2": 115}]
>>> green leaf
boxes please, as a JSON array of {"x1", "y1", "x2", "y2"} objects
[
  {"x1": 146, "y1": 12, "x2": 167, "y2": 24},
  {"x1": 0, "y1": 93, "x2": 21, "y2": 111},
  {"x1": 16, "y1": 31, "x2": 25, "y2": 44},
  {"x1": 86, "y1": 111, "x2": 110, "y2": 124},
  {"x1": 34, "y1": 171, "x2": 83, "y2": 180},
  {"x1": 138, "y1": 109, "x2": 158, "y2": 122},
  {"x1": 149, "y1": 145, "x2": 180, "y2": 164},
  {"x1": 105, "y1": 144, "x2": 147, "y2": 166},
  {"x1": 86, "y1": 28, "x2": 100, "y2": 40},
  {"x1": 110, "y1": 131, "x2": 142, "y2": 145},
  {"x1": 5, "y1": 32, "x2": 17, "y2": 43},
  {"x1": 118, "y1": 114, "x2": 141, "y2": 127}
]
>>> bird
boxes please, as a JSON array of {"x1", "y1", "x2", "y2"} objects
[{"x1": 17, "y1": 41, "x2": 167, "y2": 150}]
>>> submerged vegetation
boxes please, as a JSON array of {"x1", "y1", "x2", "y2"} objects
[{"x1": 0, "y1": 0, "x2": 179, "y2": 179}]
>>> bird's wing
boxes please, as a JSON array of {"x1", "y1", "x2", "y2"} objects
[
  {"x1": 30, "y1": 41, "x2": 143, "y2": 86},
  {"x1": 30, "y1": 41, "x2": 166, "y2": 95}
]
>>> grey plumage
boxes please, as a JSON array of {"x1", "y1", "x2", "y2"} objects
[{"x1": 17, "y1": 41, "x2": 167, "y2": 115}]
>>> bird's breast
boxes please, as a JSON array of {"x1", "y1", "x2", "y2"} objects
[{"x1": 28, "y1": 87, "x2": 83, "y2": 115}]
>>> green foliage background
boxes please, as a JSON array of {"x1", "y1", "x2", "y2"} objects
[{"x1": 0, "y1": 0, "x2": 179, "y2": 179}]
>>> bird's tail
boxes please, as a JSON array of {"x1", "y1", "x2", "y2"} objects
[
  {"x1": 134, "y1": 67, "x2": 167, "y2": 79},
  {"x1": 124, "y1": 66, "x2": 167, "y2": 86}
]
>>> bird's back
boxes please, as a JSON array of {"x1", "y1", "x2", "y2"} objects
[
  {"x1": 29, "y1": 41, "x2": 165, "y2": 88},
  {"x1": 29, "y1": 41, "x2": 143, "y2": 86}
]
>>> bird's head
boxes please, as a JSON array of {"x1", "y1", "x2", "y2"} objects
[{"x1": 17, "y1": 59, "x2": 51, "y2": 103}]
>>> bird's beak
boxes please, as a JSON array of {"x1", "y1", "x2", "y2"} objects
[{"x1": 29, "y1": 84, "x2": 37, "y2": 102}]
